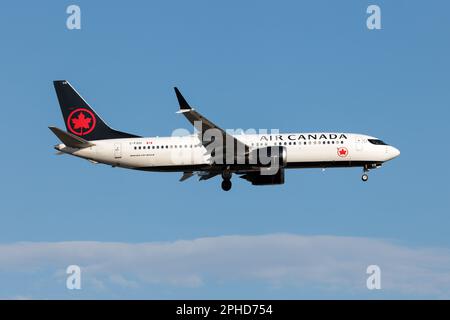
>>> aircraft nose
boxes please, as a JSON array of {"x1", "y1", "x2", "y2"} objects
[{"x1": 389, "y1": 146, "x2": 400, "y2": 159}]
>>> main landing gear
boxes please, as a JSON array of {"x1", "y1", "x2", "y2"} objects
[
  {"x1": 221, "y1": 179, "x2": 232, "y2": 191},
  {"x1": 221, "y1": 171, "x2": 232, "y2": 191}
]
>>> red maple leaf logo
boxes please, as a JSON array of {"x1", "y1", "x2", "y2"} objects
[
  {"x1": 72, "y1": 112, "x2": 92, "y2": 131},
  {"x1": 66, "y1": 108, "x2": 97, "y2": 136},
  {"x1": 338, "y1": 147, "x2": 348, "y2": 157},
  {"x1": 67, "y1": 108, "x2": 96, "y2": 136}
]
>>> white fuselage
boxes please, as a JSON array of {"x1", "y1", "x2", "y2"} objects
[{"x1": 56, "y1": 132, "x2": 400, "y2": 172}]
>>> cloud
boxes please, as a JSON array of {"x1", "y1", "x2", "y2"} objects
[{"x1": 1, "y1": 234, "x2": 450, "y2": 298}]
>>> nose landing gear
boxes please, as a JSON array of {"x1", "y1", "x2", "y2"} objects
[{"x1": 361, "y1": 164, "x2": 372, "y2": 182}]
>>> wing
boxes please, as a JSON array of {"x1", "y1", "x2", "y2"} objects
[{"x1": 174, "y1": 88, "x2": 249, "y2": 161}]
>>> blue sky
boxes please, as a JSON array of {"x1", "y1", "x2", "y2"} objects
[{"x1": 0, "y1": 0, "x2": 449, "y2": 299}]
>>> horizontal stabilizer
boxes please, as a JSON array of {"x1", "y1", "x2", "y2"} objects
[{"x1": 49, "y1": 126, "x2": 94, "y2": 148}]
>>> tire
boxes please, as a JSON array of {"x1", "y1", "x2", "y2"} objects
[
  {"x1": 362, "y1": 174, "x2": 369, "y2": 182},
  {"x1": 221, "y1": 179, "x2": 232, "y2": 191}
]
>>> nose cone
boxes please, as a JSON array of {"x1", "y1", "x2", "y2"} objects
[{"x1": 388, "y1": 146, "x2": 400, "y2": 160}]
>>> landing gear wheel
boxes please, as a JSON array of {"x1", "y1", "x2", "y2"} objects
[
  {"x1": 221, "y1": 179, "x2": 232, "y2": 191},
  {"x1": 362, "y1": 174, "x2": 369, "y2": 182}
]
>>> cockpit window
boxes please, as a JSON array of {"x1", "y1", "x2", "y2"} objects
[{"x1": 368, "y1": 139, "x2": 388, "y2": 145}]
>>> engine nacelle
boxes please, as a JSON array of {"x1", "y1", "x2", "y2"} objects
[
  {"x1": 241, "y1": 168, "x2": 285, "y2": 185},
  {"x1": 247, "y1": 146, "x2": 287, "y2": 168}
]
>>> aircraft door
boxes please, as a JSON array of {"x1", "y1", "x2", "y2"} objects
[
  {"x1": 355, "y1": 136, "x2": 363, "y2": 151},
  {"x1": 114, "y1": 143, "x2": 122, "y2": 159}
]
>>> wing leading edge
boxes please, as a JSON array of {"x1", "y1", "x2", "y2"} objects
[{"x1": 174, "y1": 87, "x2": 249, "y2": 159}]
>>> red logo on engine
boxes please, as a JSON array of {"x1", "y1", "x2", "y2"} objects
[
  {"x1": 337, "y1": 147, "x2": 348, "y2": 157},
  {"x1": 67, "y1": 108, "x2": 96, "y2": 136}
]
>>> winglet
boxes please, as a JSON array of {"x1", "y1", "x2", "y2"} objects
[{"x1": 174, "y1": 87, "x2": 192, "y2": 111}]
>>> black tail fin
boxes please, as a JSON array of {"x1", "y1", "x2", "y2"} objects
[{"x1": 53, "y1": 80, "x2": 140, "y2": 141}]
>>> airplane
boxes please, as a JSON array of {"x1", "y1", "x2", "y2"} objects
[{"x1": 49, "y1": 80, "x2": 400, "y2": 191}]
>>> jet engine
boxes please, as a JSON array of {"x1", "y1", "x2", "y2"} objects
[
  {"x1": 247, "y1": 146, "x2": 287, "y2": 168},
  {"x1": 240, "y1": 168, "x2": 285, "y2": 185}
]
